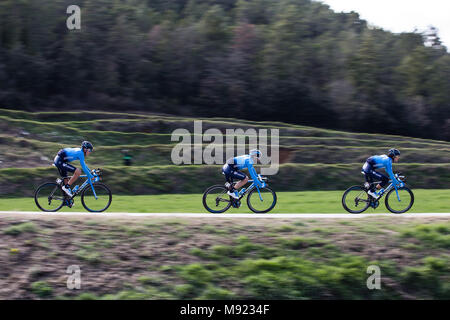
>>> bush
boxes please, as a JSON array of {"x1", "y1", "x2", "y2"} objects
[
  {"x1": 199, "y1": 286, "x2": 235, "y2": 299},
  {"x1": 75, "y1": 249, "x2": 102, "y2": 265},
  {"x1": 279, "y1": 237, "x2": 323, "y2": 250},
  {"x1": 178, "y1": 263, "x2": 213, "y2": 287},
  {"x1": 400, "y1": 224, "x2": 450, "y2": 249},
  {"x1": 237, "y1": 255, "x2": 387, "y2": 299},
  {"x1": 174, "y1": 284, "x2": 197, "y2": 299},
  {"x1": 4, "y1": 222, "x2": 37, "y2": 235},
  {"x1": 31, "y1": 281, "x2": 53, "y2": 298},
  {"x1": 400, "y1": 256, "x2": 450, "y2": 298}
]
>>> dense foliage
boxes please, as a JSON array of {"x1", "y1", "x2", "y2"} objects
[{"x1": 0, "y1": 0, "x2": 449, "y2": 140}]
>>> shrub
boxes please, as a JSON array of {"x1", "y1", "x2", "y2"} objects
[
  {"x1": 31, "y1": 281, "x2": 53, "y2": 298},
  {"x1": 75, "y1": 249, "x2": 102, "y2": 265},
  {"x1": 178, "y1": 263, "x2": 213, "y2": 287},
  {"x1": 400, "y1": 256, "x2": 450, "y2": 298},
  {"x1": 174, "y1": 284, "x2": 197, "y2": 299},
  {"x1": 400, "y1": 224, "x2": 450, "y2": 249},
  {"x1": 199, "y1": 286, "x2": 235, "y2": 299},
  {"x1": 4, "y1": 222, "x2": 37, "y2": 235}
]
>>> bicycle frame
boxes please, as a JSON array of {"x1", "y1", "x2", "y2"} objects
[
  {"x1": 365, "y1": 174, "x2": 405, "y2": 202},
  {"x1": 77, "y1": 174, "x2": 99, "y2": 199},
  {"x1": 59, "y1": 173, "x2": 99, "y2": 200},
  {"x1": 236, "y1": 181, "x2": 256, "y2": 200},
  {"x1": 233, "y1": 178, "x2": 267, "y2": 201}
]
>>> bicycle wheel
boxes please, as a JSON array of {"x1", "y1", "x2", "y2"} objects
[
  {"x1": 247, "y1": 187, "x2": 277, "y2": 213},
  {"x1": 202, "y1": 185, "x2": 232, "y2": 213},
  {"x1": 81, "y1": 183, "x2": 112, "y2": 212},
  {"x1": 385, "y1": 187, "x2": 414, "y2": 214},
  {"x1": 34, "y1": 182, "x2": 65, "y2": 212},
  {"x1": 342, "y1": 186, "x2": 370, "y2": 213}
]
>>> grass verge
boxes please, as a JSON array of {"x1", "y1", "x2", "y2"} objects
[{"x1": 0, "y1": 190, "x2": 449, "y2": 213}]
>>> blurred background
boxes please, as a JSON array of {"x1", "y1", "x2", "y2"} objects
[
  {"x1": 0, "y1": 0, "x2": 449, "y2": 197},
  {"x1": 0, "y1": 0, "x2": 449, "y2": 140},
  {"x1": 0, "y1": 0, "x2": 450, "y2": 196}
]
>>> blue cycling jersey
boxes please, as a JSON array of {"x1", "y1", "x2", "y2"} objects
[
  {"x1": 365, "y1": 155, "x2": 397, "y2": 184},
  {"x1": 226, "y1": 155, "x2": 262, "y2": 187},
  {"x1": 59, "y1": 147, "x2": 93, "y2": 179}
]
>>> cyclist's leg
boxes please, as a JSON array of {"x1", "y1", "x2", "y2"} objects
[
  {"x1": 367, "y1": 170, "x2": 388, "y2": 190},
  {"x1": 363, "y1": 173, "x2": 373, "y2": 190},
  {"x1": 232, "y1": 171, "x2": 248, "y2": 190},
  {"x1": 67, "y1": 167, "x2": 80, "y2": 186},
  {"x1": 222, "y1": 164, "x2": 234, "y2": 187},
  {"x1": 375, "y1": 171, "x2": 389, "y2": 189},
  {"x1": 362, "y1": 163, "x2": 376, "y2": 192},
  {"x1": 222, "y1": 164, "x2": 247, "y2": 193},
  {"x1": 54, "y1": 155, "x2": 69, "y2": 184}
]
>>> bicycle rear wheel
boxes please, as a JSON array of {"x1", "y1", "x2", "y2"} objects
[
  {"x1": 247, "y1": 187, "x2": 277, "y2": 213},
  {"x1": 202, "y1": 185, "x2": 232, "y2": 213},
  {"x1": 34, "y1": 182, "x2": 65, "y2": 212},
  {"x1": 385, "y1": 187, "x2": 414, "y2": 214},
  {"x1": 81, "y1": 183, "x2": 112, "y2": 212},
  {"x1": 342, "y1": 186, "x2": 370, "y2": 213}
]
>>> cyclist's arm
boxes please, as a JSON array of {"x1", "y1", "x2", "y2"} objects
[
  {"x1": 247, "y1": 162, "x2": 263, "y2": 187},
  {"x1": 385, "y1": 160, "x2": 398, "y2": 185},
  {"x1": 79, "y1": 152, "x2": 94, "y2": 180}
]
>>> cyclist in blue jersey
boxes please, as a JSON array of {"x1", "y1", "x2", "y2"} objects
[
  {"x1": 53, "y1": 141, "x2": 95, "y2": 197},
  {"x1": 362, "y1": 148, "x2": 401, "y2": 199},
  {"x1": 222, "y1": 149, "x2": 266, "y2": 199}
]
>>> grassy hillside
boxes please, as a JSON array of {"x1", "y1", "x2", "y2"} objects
[{"x1": 0, "y1": 109, "x2": 449, "y2": 196}]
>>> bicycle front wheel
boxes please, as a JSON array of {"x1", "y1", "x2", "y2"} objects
[
  {"x1": 34, "y1": 182, "x2": 65, "y2": 212},
  {"x1": 342, "y1": 186, "x2": 370, "y2": 213},
  {"x1": 202, "y1": 185, "x2": 232, "y2": 213},
  {"x1": 81, "y1": 183, "x2": 112, "y2": 212},
  {"x1": 385, "y1": 187, "x2": 414, "y2": 214},
  {"x1": 247, "y1": 187, "x2": 277, "y2": 213}
]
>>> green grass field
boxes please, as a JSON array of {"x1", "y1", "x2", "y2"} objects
[{"x1": 1, "y1": 189, "x2": 449, "y2": 213}]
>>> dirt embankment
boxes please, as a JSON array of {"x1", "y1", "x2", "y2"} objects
[{"x1": 0, "y1": 216, "x2": 448, "y2": 299}]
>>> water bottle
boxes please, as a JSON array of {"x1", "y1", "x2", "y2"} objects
[{"x1": 73, "y1": 185, "x2": 80, "y2": 193}]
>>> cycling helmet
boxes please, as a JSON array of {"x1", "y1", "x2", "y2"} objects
[
  {"x1": 81, "y1": 141, "x2": 94, "y2": 152},
  {"x1": 388, "y1": 148, "x2": 400, "y2": 158},
  {"x1": 249, "y1": 149, "x2": 261, "y2": 158}
]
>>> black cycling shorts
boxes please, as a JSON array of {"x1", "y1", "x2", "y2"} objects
[
  {"x1": 362, "y1": 162, "x2": 389, "y2": 191},
  {"x1": 54, "y1": 154, "x2": 76, "y2": 178},
  {"x1": 222, "y1": 164, "x2": 246, "y2": 183}
]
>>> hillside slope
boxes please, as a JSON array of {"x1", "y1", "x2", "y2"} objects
[{"x1": 0, "y1": 109, "x2": 449, "y2": 196}]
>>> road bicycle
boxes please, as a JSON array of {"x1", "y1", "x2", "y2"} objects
[
  {"x1": 202, "y1": 175, "x2": 277, "y2": 213},
  {"x1": 34, "y1": 168, "x2": 112, "y2": 212},
  {"x1": 342, "y1": 172, "x2": 414, "y2": 214}
]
